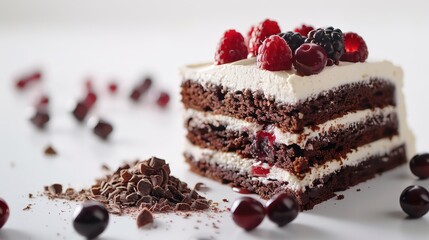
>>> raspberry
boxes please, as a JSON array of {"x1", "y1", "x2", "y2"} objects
[
  {"x1": 246, "y1": 25, "x2": 256, "y2": 47},
  {"x1": 257, "y1": 35, "x2": 292, "y2": 71},
  {"x1": 215, "y1": 29, "x2": 248, "y2": 65},
  {"x1": 340, "y1": 32, "x2": 368, "y2": 63},
  {"x1": 278, "y1": 31, "x2": 306, "y2": 54},
  {"x1": 294, "y1": 24, "x2": 314, "y2": 37},
  {"x1": 248, "y1": 19, "x2": 281, "y2": 57},
  {"x1": 305, "y1": 27, "x2": 345, "y2": 65}
]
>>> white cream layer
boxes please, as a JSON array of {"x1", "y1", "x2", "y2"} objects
[
  {"x1": 185, "y1": 136, "x2": 404, "y2": 192},
  {"x1": 185, "y1": 106, "x2": 397, "y2": 148},
  {"x1": 180, "y1": 58, "x2": 402, "y2": 104}
]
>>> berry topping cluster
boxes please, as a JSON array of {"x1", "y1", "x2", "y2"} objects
[{"x1": 214, "y1": 20, "x2": 369, "y2": 76}]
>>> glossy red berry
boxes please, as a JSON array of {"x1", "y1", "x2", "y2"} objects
[
  {"x1": 410, "y1": 154, "x2": 429, "y2": 179},
  {"x1": 73, "y1": 201, "x2": 109, "y2": 239},
  {"x1": 294, "y1": 24, "x2": 314, "y2": 37},
  {"x1": 340, "y1": 32, "x2": 368, "y2": 63},
  {"x1": 257, "y1": 35, "x2": 292, "y2": 71},
  {"x1": 248, "y1": 19, "x2": 281, "y2": 57},
  {"x1": 266, "y1": 193, "x2": 299, "y2": 227},
  {"x1": 0, "y1": 198, "x2": 10, "y2": 229},
  {"x1": 294, "y1": 43, "x2": 328, "y2": 76},
  {"x1": 215, "y1": 29, "x2": 248, "y2": 65},
  {"x1": 156, "y1": 92, "x2": 170, "y2": 108},
  {"x1": 400, "y1": 185, "x2": 429, "y2": 218},
  {"x1": 231, "y1": 197, "x2": 265, "y2": 231}
]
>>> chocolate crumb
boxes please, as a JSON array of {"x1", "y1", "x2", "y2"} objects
[
  {"x1": 44, "y1": 145, "x2": 57, "y2": 156},
  {"x1": 356, "y1": 189, "x2": 361, "y2": 192},
  {"x1": 136, "y1": 208, "x2": 153, "y2": 228},
  {"x1": 101, "y1": 164, "x2": 110, "y2": 171},
  {"x1": 222, "y1": 199, "x2": 229, "y2": 203},
  {"x1": 194, "y1": 182, "x2": 209, "y2": 191},
  {"x1": 48, "y1": 184, "x2": 63, "y2": 195},
  {"x1": 23, "y1": 204, "x2": 32, "y2": 211},
  {"x1": 29, "y1": 193, "x2": 33, "y2": 199},
  {"x1": 336, "y1": 194, "x2": 345, "y2": 200}
]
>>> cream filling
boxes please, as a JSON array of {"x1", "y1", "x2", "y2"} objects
[
  {"x1": 185, "y1": 136, "x2": 404, "y2": 192},
  {"x1": 184, "y1": 106, "x2": 397, "y2": 148}
]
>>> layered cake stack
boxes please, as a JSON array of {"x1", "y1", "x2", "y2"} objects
[{"x1": 180, "y1": 20, "x2": 415, "y2": 210}]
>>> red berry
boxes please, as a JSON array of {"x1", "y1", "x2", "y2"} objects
[
  {"x1": 84, "y1": 92, "x2": 97, "y2": 109},
  {"x1": 410, "y1": 154, "x2": 429, "y2": 179},
  {"x1": 293, "y1": 43, "x2": 328, "y2": 76},
  {"x1": 246, "y1": 25, "x2": 256, "y2": 47},
  {"x1": 156, "y1": 92, "x2": 170, "y2": 108},
  {"x1": 215, "y1": 29, "x2": 248, "y2": 65},
  {"x1": 16, "y1": 79, "x2": 27, "y2": 89},
  {"x1": 15, "y1": 71, "x2": 42, "y2": 90},
  {"x1": 231, "y1": 197, "x2": 265, "y2": 231},
  {"x1": 294, "y1": 24, "x2": 314, "y2": 37},
  {"x1": 400, "y1": 185, "x2": 429, "y2": 218},
  {"x1": 266, "y1": 193, "x2": 299, "y2": 227},
  {"x1": 340, "y1": 32, "x2": 368, "y2": 63},
  {"x1": 93, "y1": 119, "x2": 113, "y2": 140},
  {"x1": 248, "y1": 19, "x2": 281, "y2": 57},
  {"x1": 257, "y1": 35, "x2": 292, "y2": 71},
  {"x1": 0, "y1": 198, "x2": 10, "y2": 229},
  {"x1": 108, "y1": 82, "x2": 118, "y2": 93},
  {"x1": 251, "y1": 165, "x2": 270, "y2": 177}
]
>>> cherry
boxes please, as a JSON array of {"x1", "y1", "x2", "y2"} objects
[
  {"x1": 93, "y1": 119, "x2": 113, "y2": 140},
  {"x1": 231, "y1": 197, "x2": 265, "y2": 231},
  {"x1": 410, "y1": 154, "x2": 429, "y2": 179},
  {"x1": 73, "y1": 201, "x2": 109, "y2": 239},
  {"x1": 400, "y1": 185, "x2": 429, "y2": 218},
  {"x1": 156, "y1": 92, "x2": 170, "y2": 108},
  {"x1": 251, "y1": 130, "x2": 276, "y2": 161},
  {"x1": 0, "y1": 198, "x2": 10, "y2": 229},
  {"x1": 293, "y1": 43, "x2": 328, "y2": 76},
  {"x1": 266, "y1": 193, "x2": 299, "y2": 227},
  {"x1": 251, "y1": 164, "x2": 271, "y2": 177}
]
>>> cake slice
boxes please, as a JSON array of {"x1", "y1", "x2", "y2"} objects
[{"x1": 180, "y1": 23, "x2": 415, "y2": 210}]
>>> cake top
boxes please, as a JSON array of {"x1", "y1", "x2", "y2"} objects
[{"x1": 212, "y1": 20, "x2": 369, "y2": 76}]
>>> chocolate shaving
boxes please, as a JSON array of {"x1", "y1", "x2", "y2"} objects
[
  {"x1": 44, "y1": 145, "x2": 57, "y2": 156},
  {"x1": 48, "y1": 184, "x2": 63, "y2": 195},
  {"x1": 194, "y1": 182, "x2": 209, "y2": 191}
]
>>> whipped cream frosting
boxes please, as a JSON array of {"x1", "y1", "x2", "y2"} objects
[{"x1": 185, "y1": 136, "x2": 404, "y2": 192}]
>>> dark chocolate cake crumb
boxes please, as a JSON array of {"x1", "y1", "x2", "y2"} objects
[
  {"x1": 194, "y1": 182, "x2": 209, "y2": 191},
  {"x1": 23, "y1": 204, "x2": 32, "y2": 211},
  {"x1": 44, "y1": 145, "x2": 57, "y2": 156},
  {"x1": 356, "y1": 189, "x2": 361, "y2": 192},
  {"x1": 336, "y1": 194, "x2": 345, "y2": 200},
  {"x1": 136, "y1": 208, "x2": 153, "y2": 228},
  {"x1": 28, "y1": 193, "x2": 33, "y2": 199},
  {"x1": 43, "y1": 157, "x2": 212, "y2": 216},
  {"x1": 222, "y1": 199, "x2": 229, "y2": 203}
]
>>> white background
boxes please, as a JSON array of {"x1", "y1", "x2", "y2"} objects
[{"x1": 0, "y1": 0, "x2": 429, "y2": 239}]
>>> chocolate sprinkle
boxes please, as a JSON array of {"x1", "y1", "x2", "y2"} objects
[{"x1": 136, "y1": 208, "x2": 153, "y2": 228}]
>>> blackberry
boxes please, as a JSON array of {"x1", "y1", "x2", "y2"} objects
[
  {"x1": 305, "y1": 27, "x2": 345, "y2": 65},
  {"x1": 278, "y1": 31, "x2": 305, "y2": 54}
]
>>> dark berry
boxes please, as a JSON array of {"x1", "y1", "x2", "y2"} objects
[
  {"x1": 294, "y1": 43, "x2": 328, "y2": 76},
  {"x1": 30, "y1": 110, "x2": 50, "y2": 129},
  {"x1": 246, "y1": 25, "x2": 256, "y2": 47},
  {"x1": 305, "y1": 27, "x2": 344, "y2": 65},
  {"x1": 231, "y1": 197, "x2": 265, "y2": 231},
  {"x1": 215, "y1": 29, "x2": 248, "y2": 65},
  {"x1": 156, "y1": 92, "x2": 170, "y2": 108},
  {"x1": 340, "y1": 32, "x2": 368, "y2": 63},
  {"x1": 257, "y1": 35, "x2": 292, "y2": 71},
  {"x1": 93, "y1": 119, "x2": 113, "y2": 140},
  {"x1": 251, "y1": 130, "x2": 276, "y2": 161},
  {"x1": 0, "y1": 198, "x2": 10, "y2": 229},
  {"x1": 278, "y1": 31, "x2": 306, "y2": 53},
  {"x1": 73, "y1": 201, "x2": 109, "y2": 239},
  {"x1": 108, "y1": 82, "x2": 117, "y2": 93},
  {"x1": 72, "y1": 102, "x2": 89, "y2": 122},
  {"x1": 130, "y1": 78, "x2": 152, "y2": 101},
  {"x1": 410, "y1": 154, "x2": 429, "y2": 179},
  {"x1": 266, "y1": 193, "x2": 299, "y2": 227},
  {"x1": 400, "y1": 185, "x2": 429, "y2": 218},
  {"x1": 248, "y1": 19, "x2": 281, "y2": 57},
  {"x1": 294, "y1": 24, "x2": 315, "y2": 37}
]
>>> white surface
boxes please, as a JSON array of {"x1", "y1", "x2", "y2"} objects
[{"x1": 0, "y1": 0, "x2": 429, "y2": 239}]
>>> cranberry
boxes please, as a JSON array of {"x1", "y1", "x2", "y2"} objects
[
  {"x1": 16, "y1": 79, "x2": 27, "y2": 89},
  {"x1": 72, "y1": 102, "x2": 89, "y2": 122},
  {"x1": 0, "y1": 198, "x2": 10, "y2": 229},
  {"x1": 73, "y1": 201, "x2": 109, "y2": 239},
  {"x1": 93, "y1": 119, "x2": 113, "y2": 140},
  {"x1": 410, "y1": 154, "x2": 429, "y2": 179},
  {"x1": 400, "y1": 185, "x2": 429, "y2": 218},
  {"x1": 214, "y1": 29, "x2": 248, "y2": 65},
  {"x1": 156, "y1": 92, "x2": 170, "y2": 108},
  {"x1": 30, "y1": 110, "x2": 50, "y2": 129},
  {"x1": 266, "y1": 193, "x2": 299, "y2": 227},
  {"x1": 293, "y1": 43, "x2": 328, "y2": 76},
  {"x1": 108, "y1": 82, "x2": 118, "y2": 93},
  {"x1": 83, "y1": 92, "x2": 97, "y2": 109},
  {"x1": 257, "y1": 35, "x2": 293, "y2": 71},
  {"x1": 231, "y1": 197, "x2": 265, "y2": 231},
  {"x1": 251, "y1": 130, "x2": 276, "y2": 161},
  {"x1": 130, "y1": 78, "x2": 152, "y2": 101}
]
